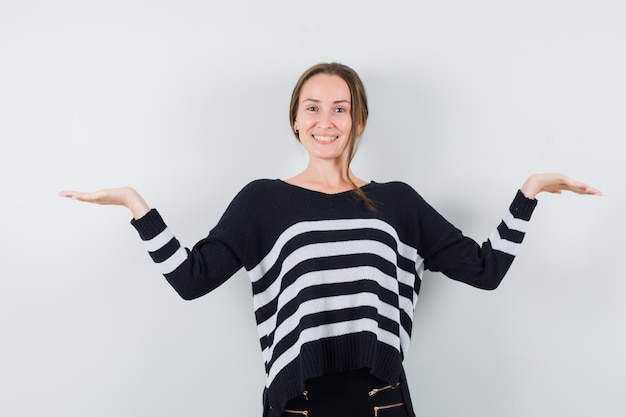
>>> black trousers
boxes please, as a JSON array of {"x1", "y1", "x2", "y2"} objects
[{"x1": 280, "y1": 368, "x2": 413, "y2": 417}]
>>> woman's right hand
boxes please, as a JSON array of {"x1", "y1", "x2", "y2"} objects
[{"x1": 59, "y1": 187, "x2": 150, "y2": 220}]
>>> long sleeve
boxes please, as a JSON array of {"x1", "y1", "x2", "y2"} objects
[
  {"x1": 129, "y1": 180, "x2": 277, "y2": 300},
  {"x1": 418, "y1": 190, "x2": 537, "y2": 290},
  {"x1": 130, "y1": 208, "x2": 243, "y2": 299}
]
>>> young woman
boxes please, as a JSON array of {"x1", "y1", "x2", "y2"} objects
[{"x1": 60, "y1": 63, "x2": 601, "y2": 417}]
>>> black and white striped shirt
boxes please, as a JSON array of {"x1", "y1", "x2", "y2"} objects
[{"x1": 131, "y1": 179, "x2": 537, "y2": 416}]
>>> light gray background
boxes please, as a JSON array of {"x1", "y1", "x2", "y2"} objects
[{"x1": 1, "y1": 1, "x2": 624, "y2": 416}]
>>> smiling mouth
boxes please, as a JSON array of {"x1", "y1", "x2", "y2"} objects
[{"x1": 313, "y1": 135, "x2": 338, "y2": 144}]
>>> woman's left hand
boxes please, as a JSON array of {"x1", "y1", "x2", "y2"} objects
[{"x1": 520, "y1": 173, "x2": 603, "y2": 199}]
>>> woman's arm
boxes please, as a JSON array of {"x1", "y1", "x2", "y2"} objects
[
  {"x1": 59, "y1": 185, "x2": 247, "y2": 300},
  {"x1": 420, "y1": 173, "x2": 601, "y2": 290}
]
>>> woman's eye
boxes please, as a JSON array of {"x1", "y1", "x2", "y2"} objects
[
  {"x1": 335, "y1": 107, "x2": 346, "y2": 113},
  {"x1": 306, "y1": 106, "x2": 318, "y2": 111}
]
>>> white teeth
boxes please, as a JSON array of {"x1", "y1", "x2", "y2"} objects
[{"x1": 313, "y1": 135, "x2": 338, "y2": 143}]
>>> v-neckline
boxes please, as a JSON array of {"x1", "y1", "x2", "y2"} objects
[{"x1": 277, "y1": 179, "x2": 373, "y2": 196}]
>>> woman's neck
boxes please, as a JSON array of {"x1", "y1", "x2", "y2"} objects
[{"x1": 284, "y1": 162, "x2": 367, "y2": 194}]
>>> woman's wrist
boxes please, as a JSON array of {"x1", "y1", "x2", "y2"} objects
[
  {"x1": 520, "y1": 175, "x2": 540, "y2": 200},
  {"x1": 123, "y1": 187, "x2": 150, "y2": 219}
]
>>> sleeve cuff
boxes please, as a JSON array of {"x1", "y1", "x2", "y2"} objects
[
  {"x1": 130, "y1": 208, "x2": 167, "y2": 240},
  {"x1": 510, "y1": 190, "x2": 538, "y2": 221}
]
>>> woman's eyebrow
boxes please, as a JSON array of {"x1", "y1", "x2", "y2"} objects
[{"x1": 301, "y1": 98, "x2": 351, "y2": 105}]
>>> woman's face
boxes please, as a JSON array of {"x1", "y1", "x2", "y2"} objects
[{"x1": 294, "y1": 74, "x2": 353, "y2": 164}]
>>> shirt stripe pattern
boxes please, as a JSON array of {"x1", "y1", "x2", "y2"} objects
[
  {"x1": 488, "y1": 211, "x2": 529, "y2": 256},
  {"x1": 130, "y1": 181, "x2": 537, "y2": 417},
  {"x1": 138, "y1": 212, "x2": 530, "y2": 389},
  {"x1": 246, "y1": 218, "x2": 422, "y2": 388}
]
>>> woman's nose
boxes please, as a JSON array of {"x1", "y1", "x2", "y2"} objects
[{"x1": 318, "y1": 111, "x2": 333, "y2": 128}]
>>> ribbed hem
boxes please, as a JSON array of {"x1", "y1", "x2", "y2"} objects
[{"x1": 264, "y1": 333, "x2": 403, "y2": 417}]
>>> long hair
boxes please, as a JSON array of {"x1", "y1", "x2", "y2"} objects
[{"x1": 289, "y1": 62, "x2": 375, "y2": 210}]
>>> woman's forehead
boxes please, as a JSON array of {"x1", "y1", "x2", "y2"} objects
[{"x1": 300, "y1": 74, "x2": 351, "y2": 103}]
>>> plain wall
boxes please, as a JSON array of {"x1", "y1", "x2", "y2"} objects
[{"x1": 1, "y1": 0, "x2": 624, "y2": 416}]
